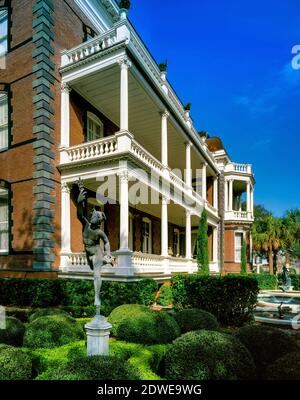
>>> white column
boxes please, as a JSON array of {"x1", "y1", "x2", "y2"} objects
[
  {"x1": 229, "y1": 179, "x2": 233, "y2": 211},
  {"x1": 213, "y1": 227, "x2": 218, "y2": 263},
  {"x1": 246, "y1": 181, "x2": 251, "y2": 213},
  {"x1": 224, "y1": 179, "x2": 228, "y2": 211},
  {"x1": 161, "y1": 111, "x2": 169, "y2": 167},
  {"x1": 185, "y1": 142, "x2": 192, "y2": 189},
  {"x1": 202, "y1": 162, "x2": 207, "y2": 201},
  {"x1": 185, "y1": 210, "x2": 192, "y2": 259},
  {"x1": 118, "y1": 57, "x2": 131, "y2": 131},
  {"x1": 60, "y1": 82, "x2": 70, "y2": 147},
  {"x1": 213, "y1": 176, "x2": 218, "y2": 209},
  {"x1": 116, "y1": 169, "x2": 133, "y2": 276},
  {"x1": 61, "y1": 182, "x2": 71, "y2": 270},
  {"x1": 161, "y1": 196, "x2": 169, "y2": 257},
  {"x1": 251, "y1": 185, "x2": 254, "y2": 216},
  {"x1": 119, "y1": 171, "x2": 129, "y2": 250}
]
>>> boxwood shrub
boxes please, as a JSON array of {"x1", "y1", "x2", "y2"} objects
[
  {"x1": 0, "y1": 317, "x2": 25, "y2": 347},
  {"x1": 235, "y1": 325, "x2": 299, "y2": 377},
  {"x1": 264, "y1": 351, "x2": 300, "y2": 380},
  {"x1": 173, "y1": 309, "x2": 219, "y2": 333},
  {"x1": 0, "y1": 344, "x2": 32, "y2": 380},
  {"x1": 172, "y1": 274, "x2": 259, "y2": 326},
  {"x1": 165, "y1": 330, "x2": 256, "y2": 380},
  {"x1": 37, "y1": 356, "x2": 139, "y2": 380},
  {"x1": 108, "y1": 304, "x2": 181, "y2": 344},
  {"x1": 23, "y1": 315, "x2": 84, "y2": 349},
  {"x1": 29, "y1": 308, "x2": 71, "y2": 323}
]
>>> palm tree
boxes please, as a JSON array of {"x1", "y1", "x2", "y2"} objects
[
  {"x1": 282, "y1": 209, "x2": 300, "y2": 265},
  {"x1": 252, "y1": 210, "x2": 283, "y2": 274}
]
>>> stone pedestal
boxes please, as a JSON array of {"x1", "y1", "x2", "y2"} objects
[{"x1": 85, "y1": 315, "x2": 112, "y2": 356}]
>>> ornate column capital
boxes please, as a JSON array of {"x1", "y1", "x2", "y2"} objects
[
  {"x1": 118, "y1": 56, "x2": 132, "y2": 70},
  {"x1": 162, "y1": 195, "x2": 169, "y2": 205},
  {"x1": 61, "y1": 181, "x2": 70, "y2": 194},
  {"x1": 185, "y1": 209, "x2": 191, "y2": 218},
  {"x1": 118, "y1": 170, "x2": 130, "y2": 183},
  {"x1": 61, "y1": 82, "x2": 71, "y2": 94},
  {"x1": 160, "y1": 110, "x2": 170, "y2": 119}
]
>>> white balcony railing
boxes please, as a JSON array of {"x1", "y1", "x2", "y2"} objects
[
  {"x1": 60, "y1": 131, "x2": 214, "y2": 216},
  {"x1": 61, "y1": 27, "x2": 118, "y2": 67},
  {"x1": 225, "y1": 162, "x2": 252, "y2": 174},
  {"x1": 61, "y1": 251, "x2": 198, "y2": 275},
  {"x1": 225, "y1": 210, "x2": 254, "y2": 221}
]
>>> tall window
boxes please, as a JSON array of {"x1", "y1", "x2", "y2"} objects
[
  {"x1": 0, "y1": 187, "x2": 8, "y2": 253},
  {"x1": 142, "y1": 218, "x2": 152, "y2": 254},
  {"x1": 235, "y1": 232, "x2": 243, "y2": 263},
  {"x1": 0, "y1": 8, "x2": 8, "y2": 56},
  {"x1": 0, "y1": 92, "x2": 8, "y2": 150},
  {"x1": 86, "y1": 112, "x2": 104, "y2": 142}
]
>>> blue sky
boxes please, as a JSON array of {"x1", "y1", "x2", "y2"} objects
[{"x1": 129, "y1": 0, "x2": 300, "y2": 216}]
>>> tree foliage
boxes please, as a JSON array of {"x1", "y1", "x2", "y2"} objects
[{"x1": 197, "y1": 210, "x2": 209, "y2": 274}]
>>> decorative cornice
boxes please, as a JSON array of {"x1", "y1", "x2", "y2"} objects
[{"x1": 61, "y1": 82, "x2": 71, "y2": 94}]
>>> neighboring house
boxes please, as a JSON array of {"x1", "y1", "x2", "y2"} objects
[{"x1": 0, "y1": 0, "x2": 255, "y2": 281}]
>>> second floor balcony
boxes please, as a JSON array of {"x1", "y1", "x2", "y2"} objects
[{"x1": 59, "y1": 18, "x2": 220, "y2": 220}]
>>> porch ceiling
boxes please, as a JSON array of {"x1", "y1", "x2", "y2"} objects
[{"x1": 71, "y1": 66, "x2": 192, "y2": 174}]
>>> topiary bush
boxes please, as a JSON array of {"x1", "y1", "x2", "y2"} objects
[
  {"x1": 250, "y1": 273, "x2": 278, "y2": 290},
  {"x1": 0, "y1": 344, "x2": 32, "y2": 380},
  {"x1": 172, "y1": 274, "x2": 259, "y2": 326},
  {"x1": 29, "y1": 308, "x2": 72, "y2": 323},
  {"x1": 157, "y1": 285, "x2": 173, "y2": 306},
  {"x1": 264, "y1": 351, "x2": 300, "y2": 380},
  {"x1": 173, "y1": 309, "x2": 219, "y2": 333},
  {"x1": 235, "y1": 325, "x2": 299, "y2": 377},
  {"x1": 37, "y1": 356, "x2": 139, "y2": 380},
  {"x1": 108, "y1": 304, "x2": 180, "y2": 345},
  {"x1": 23, "y1": 315, "x2": 84, "y2": 349},
  {"x1": 165, "y1": 330, "x2": 256, "y2": 380},
  {"x1": 0, "y1": 317, "x2": 25, "y2": 347}
]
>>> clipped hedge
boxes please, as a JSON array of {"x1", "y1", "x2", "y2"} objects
[
  {"x1": 23, "y1": 315, "x2": 84, "y2": 349},
  {"x1": 0, "y1": 317, "x2": 25, "y2": 347},
  {"x1": 172, "y1": 274, "x2": 259, "y2": 326},
  {"x1": 37, "y1": 356, "x2": 139, "y2": 380},
  {"x1": 264, "y1": 351, "x2": 300, "y2": 380},
  {"x1": 0, "y1": 278, "x2": 158, "y2": 315},
  {"x1": 108, "y1": 304, "x2": 181, "y2": 345},
  {"x1": 250, "y1": 273, "x2": 278, "y2": 290},
  {"x1": 0, "y1": 344, "x2": 32, "y2": 380},
  {"x1": 165, "y1": 330, "x2": 256, "y2": 380},
  {"x1": 173, "y1": 309, "x2": 219, "y2": 333},
  {"x1": 235, "y1": 325, "x2": 299, "y2": 377}
]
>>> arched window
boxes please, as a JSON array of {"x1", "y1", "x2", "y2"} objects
[
  {"x1": 0, "y1": 183, "x2": 9, "y2": 254},
  {"x1": 142, "y1": 217, "x2": 152, "y2": 254},
  {"x1": 86, "y1": 112, "x2": 104, "y2": 142}
]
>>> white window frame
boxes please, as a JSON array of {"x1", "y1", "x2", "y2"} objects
[
  {"x1": 86, "y1": 111, "x2": 104, "y2": 142},
  {"x1": 234, "y1": 231, "x2": 244, "y2": 263},
  {"x1": 0, "y1": 91, "x2": 8, "y2": 151},
  {"x1": 142, "y1": 217, "x2": 152, "y2": 254},
  {"x1": 0, "y1": 8, "x2": 8, "y2": 55},
  {"x1": 0, "y1": 187, "x2": 9, "y2": 254}
]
